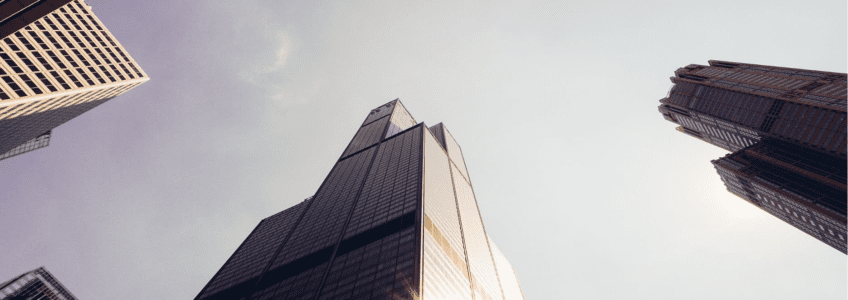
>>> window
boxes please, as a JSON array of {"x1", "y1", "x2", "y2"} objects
[
  {"x1": 118, "y1": 64, "x2": 134, "y2": 79},
  {"x1": 0, "y1": 54, "x2": 24, "y2": 73},
  {"x1": 30, "y1": 52, "x2": 53, "y2": 70},
  {"x1": 55, "y1": 32, "x2": 75, "y2": 48},
  {"x1": 82, "y1": 49, "x2": 101, "y2": 65},
  {"x1": 41, "y1": 32, "x2": 63, "y2": 49},
  {"x1": 27, "y1": 31, "x2": 49, "y2": 50},
  {"x1": 18, "y1": 74, "x2": 43, "y2": 94},
  {"x1": 71, "y1": 50, "x2": 91, "y2": 66},
  {"x1": 65, "y1": 14, "x2": 82, "y2": 30},
  {"x1": 89, "y1": 17, "x2": 104, "y2": 30},
  {"x1": 50, "y1": 71, "x2": 71, "y2": 89},
  {"x1": 63, "y1": 70, "x2": 83, "y2": 87},
  {"x1": 43, "y1": 17, "x2": 59, "y2": 30},
  {"x1": 52, "y1": 14, "x2": 72, "y2": 30},
  {"x1": 2, "y1": 76, "x2": 27, "y2": 96},
  {"x1": 98, "y1": 66, "x2": 115, "y2": 82},
  {"x1": 94, "y1": 48, "x2": 111, "y2": 63},
  {"x1": 14, "y1": 32, "x2": 35, "y2": 50},
  {"x1": 79, "y1": 31, "x2": 95, "y2": 46},
  {"x1": 75, "y1": 68, "x2": 95, "y2": 85},
  {"x1": 59, "y1": 50, "x2": 79, "y2": 67},
  {"x1": 3, "y1": 38, "x2": 19, "y2": 51},
  {"x1": 34, "y1": 73, "x2": 57, "y2": 92},
  {"x1": 45, "y1": 51, "x2": 66, "y2": 69},
  {"x1": 67, "y1": 32, "x2": 84, "y2": 47},
  {"x1": 16, "y1": 52, "x2": 40, "y2": 71},
  {"x1": 87, "y1": 67, "x2": 106, "y2": 83},
  {"x1": 109, "y1": 65, "x2": 125, "y2": 80}
]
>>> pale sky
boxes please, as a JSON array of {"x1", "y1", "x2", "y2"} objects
[{"x1": 0, "y1": 0, "x2": 845, "y2": 299}]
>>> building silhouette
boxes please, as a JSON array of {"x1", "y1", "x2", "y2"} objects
[
  {"x1": 195, "y1": 100, "x2": 525, "y2": 299},
  {"x1": 0, "y1": 267, "x2": 78, "y2": 300},
  {"x1": 0, "y1": 0, "x2": 148, "y2": 161},
  {"x1": 658, "y1": 60, "x2": 847, "y2": 254}
]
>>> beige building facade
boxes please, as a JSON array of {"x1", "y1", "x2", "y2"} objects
[{"x1": 0, "y1": 0, "x2": 148, "y2": 160}]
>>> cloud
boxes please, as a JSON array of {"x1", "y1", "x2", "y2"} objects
[{"x1": 238, "y1": 30, "x2": 292, "y2": 84}]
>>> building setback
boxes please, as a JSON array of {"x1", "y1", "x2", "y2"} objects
[
  {"x1": 0, "y1": 0, "x2": 148, "y2": 161},
  {"x1": 0, "y1": 267, "x2": 78, "y2": 300},
  {"x1": 195, "y1": 100, "x2": 525, "y2": 300},
  {"x1": 658, "y1": 60, "x2": 847, "y2": 254}
]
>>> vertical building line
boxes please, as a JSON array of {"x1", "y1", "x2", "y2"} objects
[
  {"x1": 448, "y1": 148, "x2": 476, "y2": 299},
  {"x1": 416, "y1": 123, "x2": 426, "y2": 300},
  {"x1": 310, "y1": 108, "x2": 396, "y2": 300},
  {"x1": 466, "y1": 171, "x2": 508, "y2": 299},
  {"x1": 193, "y1": 218, "x2": 266, "y2": 299},
  {"x1": 244, "y1": 195, "x2": 316, "y2": 299}
]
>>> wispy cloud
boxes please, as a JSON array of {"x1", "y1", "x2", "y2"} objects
[{"x1": 238, "y1": 30, "x2": 292, "y2": 83}]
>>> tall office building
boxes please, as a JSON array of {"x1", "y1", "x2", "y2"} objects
[
  {"x1": 196, "y1": 100, "x2": 525, "y2": 300},
  {"x1": 658, "y1": 60, "x2": 847, "y2": 253},
  {"x1": 0, "y1": 0, "x2": 148, "y2": 161},
  {"x1": 0, "y1": 267, "x2": 78, "y2": 300}
]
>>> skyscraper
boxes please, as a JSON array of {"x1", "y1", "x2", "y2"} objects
[
  {"x1": 658, "y1": 60, "x2": 847, "y2": 254},
  {"x1": 195, "y1": 100, "x2": 525, "y2": 299},
  {"x1": 0, "y1": 0, "x2": 148, "y2": 161},
  {"x1": 0, "y1": 267, "x2": 78, "y2": 300}
]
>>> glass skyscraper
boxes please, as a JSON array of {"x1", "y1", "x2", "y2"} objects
[
  {"x1": 0, "y1": 0, "x2": 148, "y2": 161},
  {"x1": 658, "y1": 60, "x2": 847, "y2": 254},
  {"x1": 195, "y1": 100, "x2": 525, "y2": 299}
]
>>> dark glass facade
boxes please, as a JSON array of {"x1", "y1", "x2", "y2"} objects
[
  {"x1": 0, "y1": 267, "x2": 78, "y2": 300},
  {"x1": 658, "y1": 61, "x2": 847, "y2": 254},
  {"x1": 196, "y1": 100, "x2": 525, "y2": 299}
]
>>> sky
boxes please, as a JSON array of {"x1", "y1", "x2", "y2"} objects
[{"x1": 0, "y1": 0, "x2": 846, "y2": 299}]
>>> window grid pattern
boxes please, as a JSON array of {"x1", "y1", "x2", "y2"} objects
[
  {"x1": 453, "y1": 163, "x2": 503, "y2": 300},
  {"x1": 341, "y1": 116, "x2": 389, "y2": 158},
  {"x1": 270, "y1": 147, "x2": 377, "y2": 269},
  {"x1": 318, "y1": 227, "x2": 418, "y2": 300},
  {"x1": 664, "y1": 81, "x2": 846, "y2": 157},
  {"x1": 0, "y1": 130, "x2": 50, "y2": 160},
  {"x1": 344, "y1": 126, "x2": 422, "y2": 239},
  {"x1": 249, "y1": 262, "x2": 328, "y2": 300},
  {"x1": 0, "y1": 0, "x2": 148, "y2": 159},
  {"x1": 0, "y1": 0, "x2": 146, "y2": 103},
  {"x1": 0, "y1": 95, "x2": 111, "y2": 160},
  {"x1": 423, "y1": 223, "x2": 472, "y2": 300},
  {"x1": 198, "y1": 199, "x2": 311, "y2": 299},
  {"x1": 423, "y1": 129, "x2": 467, "y2": 261},
  {"x1": 0, "y1": 267, "x2": 78, "y2": 300},
  {"x1": 385, "y1": 101, "x2": 416, "y2": 138},
  {"x1": 772, "y1": 103, "x2": 846, "y2": 156},
  {"x1": 362, "y1": 101, "x2": 396, "y2": 126},
  {"x1": 713, "y1": 150, "x2": 847, "y2": 254}
]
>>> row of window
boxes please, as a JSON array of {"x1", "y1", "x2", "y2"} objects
[
  {"x1": 726, "y1": 71, "x2": 808, "y2": 90},
  {"x1": 0, "y1": 58, "x2": 141, "y2": 100},
  {"x1": 0, "y1": 82, "x2": 140, "y2": 121},
  {"x1": 757, "y1": 193, "x2": 845, "y2": 242},
  {"x1": 4, "y1": 33, "x2": 138, "y2": 73},
  {"x1": 772, "y1": 104, "x2": 845, "y2": 153},
  {"x1": 2, "y1": 31, "x2": 141, "y2": 74},
  {"x1": 0, "y1": 131, "x2": 50, "y2": 160}
]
